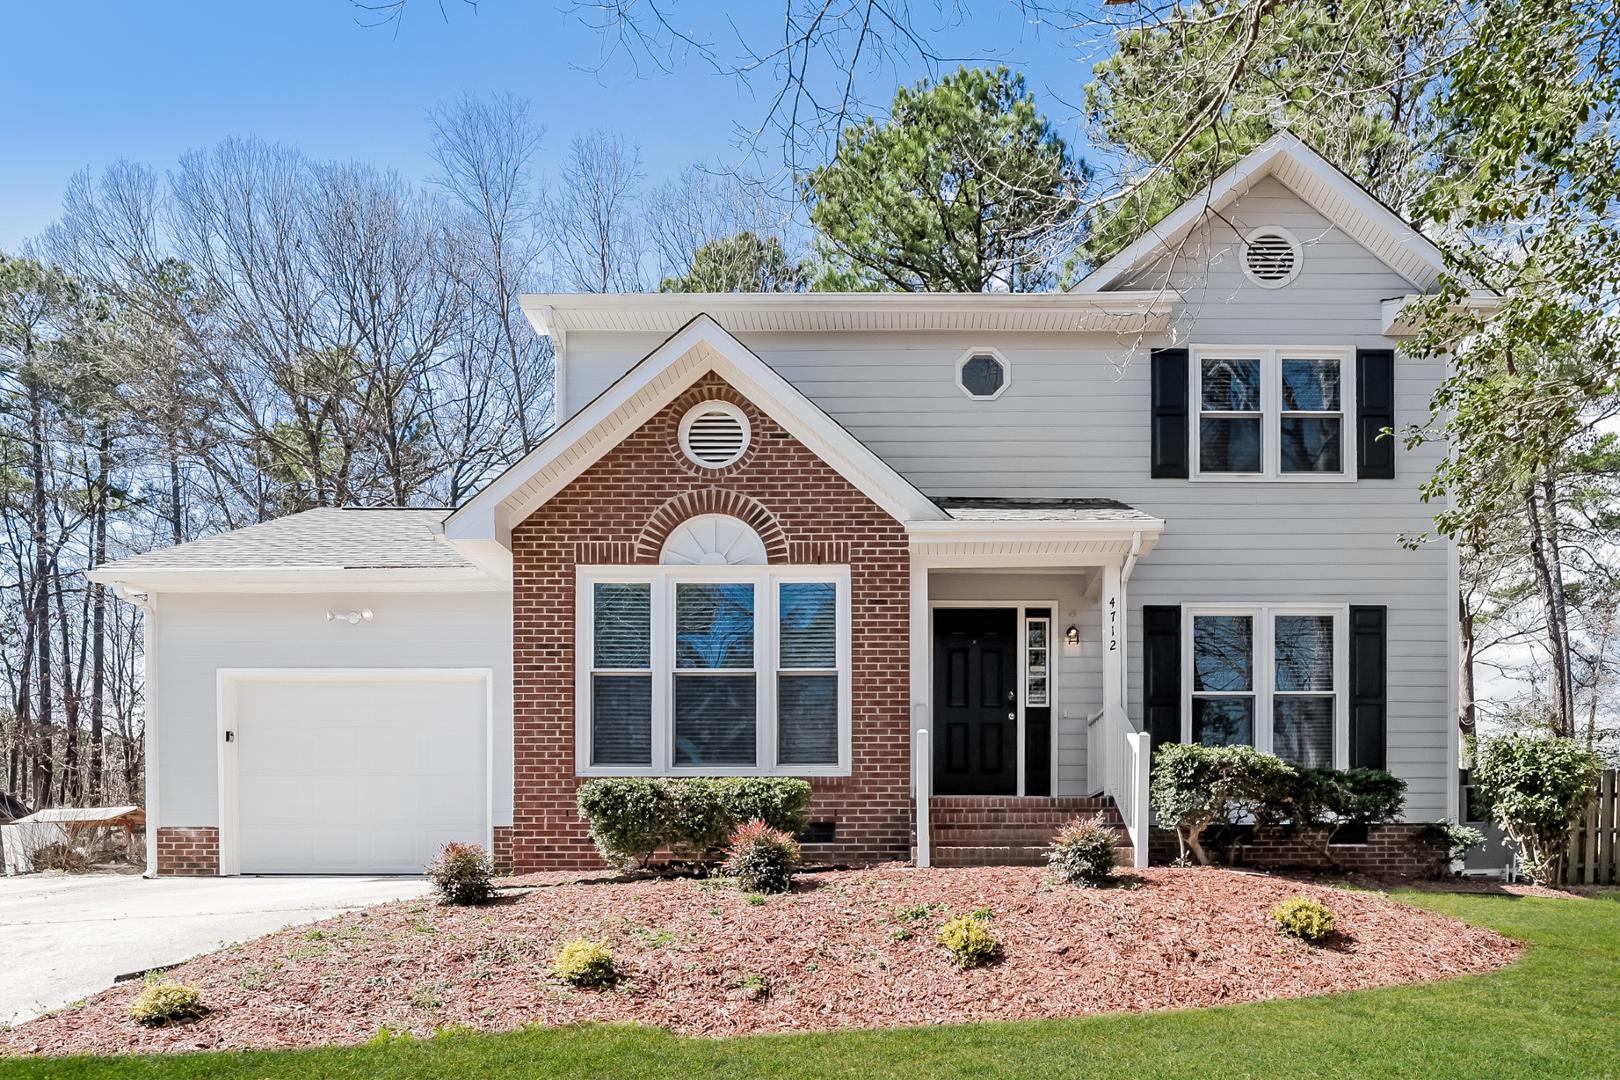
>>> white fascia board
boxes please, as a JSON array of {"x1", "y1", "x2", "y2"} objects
[
  {"x1": 1381, "y1": 293, "x2": 1503, "y2": 338},
  {"x1": 907, "y1": 519, "x2": 1163, "y2": 553},
  {"x1": 449, "y1": 315, "x2": 947, "y2": 541},
  {"x1": 87, "y1": 565, "x2": 505, "y2": 594},
  {"x1": 1072, "y1": 132, "x2": 1447, "y2": 295}
]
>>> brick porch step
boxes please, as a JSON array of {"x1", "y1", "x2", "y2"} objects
[{"x1": 923, "y1": 795, "x2": 1133, "y2": 867}]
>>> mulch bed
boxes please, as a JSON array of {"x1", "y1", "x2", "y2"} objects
[{"x1": 0, "y1": 865, "x2": 1519, "y2": 1057}]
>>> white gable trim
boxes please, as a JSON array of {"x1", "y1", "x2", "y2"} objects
[
  {"x1": 443, "y1": 316, "x2": 946, "y2": 545},
  {"x1": 1072, "y1": 133, "x2": 1450, "y2": 295}
]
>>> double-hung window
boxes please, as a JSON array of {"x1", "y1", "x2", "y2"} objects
[
  {"x1": 578, "y1": 566, "x2": 851, "y2": 776},
  {"x1": 1183, "y1": 605, "x2": 1347, "y2": 768},
  {"x1": 1192, "y1": 347, "x2": 1354, "y2": 480}
]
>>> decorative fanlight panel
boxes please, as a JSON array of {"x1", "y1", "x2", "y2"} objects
[{"x1": 659, "y1": 514, "x2": 769, "y2": 565}]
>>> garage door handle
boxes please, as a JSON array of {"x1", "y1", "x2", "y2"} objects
[{"x1": 224, "y1": 731, "x2": 235, "y2": 743}]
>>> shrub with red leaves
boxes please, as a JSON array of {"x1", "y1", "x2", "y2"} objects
[
  {"x1": 723, "y1": 819, "x2": 801, "y2": 893},
  {"x1": 426, "y1": 841, "x2": 494, "y2": 905}
]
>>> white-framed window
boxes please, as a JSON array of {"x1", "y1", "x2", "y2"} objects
[
  {"x1": 1025, "y1": 616, "x2": 1050, "y2": 707},
  {"x1": 955, "y1": 347, "x2": 1011, "y2": 400},
  {"x1": 1182, "y1": 604, "x2": 1348, "y2": 768},
  {"x1": 576, "y1": 564, "x2": 852, "y2": 776},
  {"x1": 1191, "y1": 346, "x2": 1355, "y2": 481}
]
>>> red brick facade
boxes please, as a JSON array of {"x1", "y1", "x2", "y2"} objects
[
  {"x1": 1150, "y1": 823, "x2": 1447, "y2": 878},
  {"x1": 509, "y1": 373, "x2": 913, "y2": 872},
  {"x1": 155, "y1": 826, "x2": 219, "y2": 876}
]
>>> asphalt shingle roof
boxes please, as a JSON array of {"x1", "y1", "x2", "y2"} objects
[
  {"x1": 95, "y1": 507, "x2": 468, "y2": 573},
  {"x1": 932, "y1": 497, "x2": 1160, "y2": 524}
]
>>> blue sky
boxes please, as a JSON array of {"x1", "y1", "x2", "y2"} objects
[{"x1": 0, "y1": 1, "x2": 1110, "y2": 250}]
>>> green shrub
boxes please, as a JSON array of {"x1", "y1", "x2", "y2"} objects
[
  {"x1": 1150, "y1": 743, "x2": 1297, "y2": 864},
  {"x1": 1277, "y1": 766, "x2": 1407, "y2": 865},
  {"x1": 576, "y1": 777, "x2": 814, "y2": 870},
  {"x1": 1271, "y1": 896, "x2": 1337, "y2": 942},
  {"x1": 425, "y1": 842, "x2": 494, "y2": 905},
  {"x1": 129, "y1": 981, "x2": 207, "y2": 1026},
  {"x1": 576, "y1": 778, "x2": 672, "y2": 869},
  {"x1": 550, "y1": 938, "x2": 617, "y2": 987},
  {"x1": 937, "y1": 912, "x2": 999, "y2": 969},
  {"x1": 1416, "y1": 820, "x2": 1486, "y2": 875},
  {"x1": 1047, "y1": 817, "x2": 1118, "y2": 887},
  {"x1": 1473, "y1": 734, "x2": 1603, "y2": 885},
  {"x1": 724, "y1": 819, "x2": 801, "y2": 893}
]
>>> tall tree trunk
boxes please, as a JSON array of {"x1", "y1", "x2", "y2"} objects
[
  {"x1": 168, "y1": 437, "x2": 184, "y2": 546},
  {"x1": 1459, "y1": 588, "x2": 1478, "y2": 765},
  {"x1": 1541, "y1": 466, "x2": 1576, "y2": 731},
  {"x1": 1523, "y1": 481, "x2": 1574, "y2": 736},
  {"x1": 27, "y1": 374, "x2": 55, "y2": 808},
  {"x1": 55, "y1": 567, "x2": 80, "y2": 804},
  {"x1": 89, "y1": 426, "x2": 109, "y2": 800}
]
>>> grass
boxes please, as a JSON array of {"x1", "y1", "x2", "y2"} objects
[{"x1": 3, "y1": 887, "x2": 1615, "y2": 1079}]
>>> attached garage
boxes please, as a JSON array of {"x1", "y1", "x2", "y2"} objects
[{"x1": 219, "y1": 670, "x2": 490, "y2": 875}]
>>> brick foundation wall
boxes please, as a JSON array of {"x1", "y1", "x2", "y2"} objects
[
  {"x1": 1150, "y1": 823, "x2": 1445, "y2": 878},
  {"x1": 155, "y1": 826, "x2": 219, "y2": 876},
  {"x1": 510, "y1": 373, "x2": 913, "y2": 872},
  {"x1": 492, "y1": 826, "x2": 514, "y2": 875}
]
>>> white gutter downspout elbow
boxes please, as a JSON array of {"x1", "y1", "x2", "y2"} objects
[
  {"x1": 113, "y1": 584, "x2": 160, "y2": 878},
  {"x1": 1121, "y1": 530, "x2": 1143, "y2": 584}
]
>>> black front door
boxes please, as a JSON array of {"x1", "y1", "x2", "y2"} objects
[{"x1": 934, "y1": 607, "x2": 1018, "y2": 795}]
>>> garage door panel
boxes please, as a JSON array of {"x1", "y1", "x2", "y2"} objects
[{"x1": 233, "y1": 674, "x2": 487, "y2": 875}]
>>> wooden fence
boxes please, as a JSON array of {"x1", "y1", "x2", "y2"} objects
[{"x1": 1564, "y1": 769, "x2": 1619, "y2": 886}]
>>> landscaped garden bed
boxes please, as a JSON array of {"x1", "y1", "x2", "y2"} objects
[{"x1": 0, "y1": 866, "x2": 1518, "y2": 1057}]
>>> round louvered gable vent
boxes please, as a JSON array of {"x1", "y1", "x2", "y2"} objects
[
  {"x1": 1242, "y1": 228, "x2": 1302, "y2": 287},
  {"x1": 679, "y1": 401, "x2": 751, "y2": 468}
]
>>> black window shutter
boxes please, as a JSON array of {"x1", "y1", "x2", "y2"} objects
[
  {"x1": 1143, "y1": 605, "x2": 1182, "y2": 752},
  {"x1": 1357, "y1": 349, "x2": 1396, "y2": 479},
  {"x1": 1349, "y1": 605, "x2": 1388, "y2": 769},
  {"x1": 1150, "y1": 348, "x2": 1190, "y2": 479}
]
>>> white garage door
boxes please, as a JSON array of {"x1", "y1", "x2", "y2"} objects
[{"x1": 232, "y1": 673, "x2": 487, "y2": 874}]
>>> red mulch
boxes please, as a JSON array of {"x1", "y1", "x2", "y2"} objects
[{"x1": 0, "y1": 866, "x2": 1518, "y2": 1057}]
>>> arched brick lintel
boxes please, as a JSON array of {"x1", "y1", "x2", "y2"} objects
[{"x1": 634, "y1": 487, "x2": 791, "y2": 564}]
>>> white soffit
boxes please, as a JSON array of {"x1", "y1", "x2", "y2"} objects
[
  {"x1": 520, "y1": 291, "x2": 1180, "y2": 336},
  {"x1": 444, "y1": 315, "x2": 947, "y2": 543},
  {"x1": 1072, "y1": 132, "x2": 1450, "y2": 295}
]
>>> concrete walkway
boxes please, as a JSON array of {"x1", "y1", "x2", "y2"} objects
[{"x1": 0, "y1": 873, "x2": 427, "y2": 1026}]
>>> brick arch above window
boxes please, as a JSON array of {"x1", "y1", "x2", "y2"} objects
[
  {"x1": 660, "y1": 382, "x2": 765, "y2": 478},
  {"x1": 634, "y1": 487, "x2": 790, "y2": 564}
]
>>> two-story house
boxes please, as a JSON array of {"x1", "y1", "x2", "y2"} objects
[{"x1": 91, "y1": 133, "x2": 1466, "y2": 876}]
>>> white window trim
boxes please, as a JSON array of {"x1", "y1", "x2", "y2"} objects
[
  {"x1": 954, "y1": 346, "x2": 1012, "y2": 401},
  {"x1": 1180, "y1": 603, "x2": 1349, "y2": 769},
  {"x1": 575, "y1": 564, "x2": 853, "y2": 777},
  {"x1": 1190, "y1": 345, "x2": 1356, "y2": 483},
  {"x1": 1025, "y1": 615, "x2": 1050, "y2": 707}
]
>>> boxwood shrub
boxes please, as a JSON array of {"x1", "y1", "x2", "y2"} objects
[{"x1": 576, "y1": 776, "x2": 813, "y2": 871}]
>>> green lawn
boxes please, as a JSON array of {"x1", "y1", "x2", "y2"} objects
[{"x1": 4, "y1": 887, "x2": 1616, "y2": 1080}]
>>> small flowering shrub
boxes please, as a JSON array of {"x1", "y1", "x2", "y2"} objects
[
  {"x1": 129, "y1": 981, "x2": 207, "y2": 1026},
  {"x1": 1271, "y1": 896, "x2": 1337, "y2": 942},
  {"x1": 550, "y1": 938, "x2": 617, "y2": 987},
  {"x1": 723, "y1": 819, "x2": 801, "y2": 894},
  {"x1": 938, "y1": 911, "x2": 999, "y2": 969},
  {"x1": 1047, "y1": 817, "x2": 1118, "y2": 887},
  {"x1": 426, "y1": 842, "x2": 494, "y2": 906}
]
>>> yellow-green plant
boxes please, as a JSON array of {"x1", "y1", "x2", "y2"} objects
[
  {"x1": 1271, "y1": 896, "x2": 1337, "y2": 942},
  {"x1": 550, "y1": 938, "x2": 617, "y2": 987},
  {"x1": 937, "y1": 912, "x2": 999, "y2": 968},
  {"x1": 129, "y1": 981, "x2": 206, "y2": 1026}
]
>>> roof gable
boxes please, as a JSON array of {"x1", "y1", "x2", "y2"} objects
[
  {"x1": 443, "y1": 315, "x2": 946, "y2": 544},
  {"x1": 1072, "y1": 133, "x2": 1447, "y2": 295}
]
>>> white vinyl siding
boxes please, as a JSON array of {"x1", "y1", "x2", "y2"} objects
[{"x1": 551, "y1": 175, "x2": 1453, "y2": 818}]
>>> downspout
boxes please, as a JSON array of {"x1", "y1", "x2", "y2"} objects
[
  {"x1": 1121, "y1": 530, "x2": 1143, "y2": 584},
  {"x1": 113, "y1": 584, "x2": 159, "y2": 878}
]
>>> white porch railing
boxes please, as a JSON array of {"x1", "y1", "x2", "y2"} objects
[{"x1": 1100, "y1": 705, "x2": 1151, "y2": 868}]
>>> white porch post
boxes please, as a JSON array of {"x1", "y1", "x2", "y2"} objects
[
  {"x1": 1102, "y1": 563, "x2": 1124, "y2": 715},
  {"x1": 909, "y1": 562, "x2": 931, "y2": 867}
]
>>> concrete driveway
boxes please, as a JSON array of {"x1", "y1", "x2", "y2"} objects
[{"x1": 0, "y1": 873, "x2": 428, "y2": 1026}]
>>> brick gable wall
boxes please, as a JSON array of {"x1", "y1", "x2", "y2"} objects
[{"x1": 509, "y1": 373, "x2": 913, "y2": 872}]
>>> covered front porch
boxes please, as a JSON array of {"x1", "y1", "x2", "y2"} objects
[{"x1": 906, "y1": 499, "x2": 1164, "y2": 868}]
